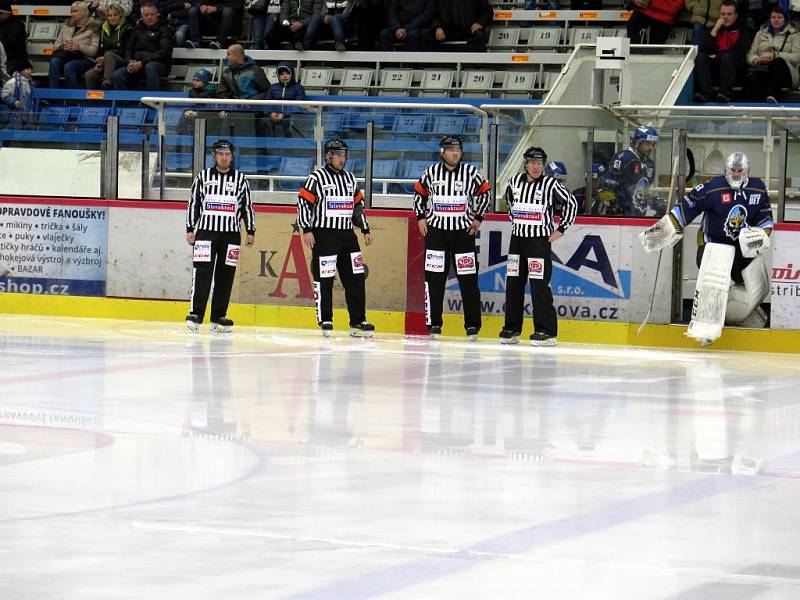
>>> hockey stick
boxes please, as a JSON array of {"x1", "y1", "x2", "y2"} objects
[{"x1": 637, "y1": 155, "x2": 681, "y2": 336}]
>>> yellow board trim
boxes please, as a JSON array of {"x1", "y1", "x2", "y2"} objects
[{"x1": 2, "y1": 293, "x2": 799, "y2": 353}]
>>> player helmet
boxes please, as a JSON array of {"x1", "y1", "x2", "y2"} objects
[
  {"x1": 523, "y1": 146, "x2": 547, "y2": 164},
  {"x1": 725, "y1": 151, "x2": 750, "y2": 190},
  {"x1": 324, "y1": 138, "x2": 349, "y2": 158},
  {"x1": 439, "y1": 135, "x2": 463, "y2": 150},
  {"x1": 211, "y1": 139, "x2": 235, "y2": 154},
  {"x1": 631, "y1": 126, "x2": 658, "y2": 146},
  {"x1": 545, "y1": 160, "x2": 567, "y2": 181},
  {"x1": 592, "y1": 162, "x2": 606, "y2": 179}
]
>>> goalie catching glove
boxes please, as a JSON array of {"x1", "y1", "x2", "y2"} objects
[
  {"x1": 639, "y1": 214, "x2": 683, "y2": 254},
  {"x1": 738, "y1": 226, "x2": 770, "y2": 258}
]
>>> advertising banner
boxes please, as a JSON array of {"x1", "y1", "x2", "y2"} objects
[
  {"x1": 0, "y1": 201, "x2": 108, "y2": 296},
  {"x1": 236, "y1": 210, "x2": 408, "y2": 311},
  {"x1": 770, "y1": 227, "x2": 800, "y2": 330},
  {"x1": 442, "y1": 219, "x2": 671, "y2": 323}
]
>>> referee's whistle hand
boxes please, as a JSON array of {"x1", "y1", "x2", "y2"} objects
[
  {"x1": 245, "y1": 234, "x2": 255, "y2": 246},
  {"x1": 186, "y1": 232, "x2": 195, "y2": 245}
]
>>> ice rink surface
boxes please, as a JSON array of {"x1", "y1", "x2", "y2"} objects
[{"x1": 1, "y1": 314, "x2": 800, "y2": 600}]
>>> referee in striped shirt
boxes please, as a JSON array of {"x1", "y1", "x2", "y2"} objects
[
  {"x1": 297, "y1": 138, "x2": 375, "y2": 338},
  {"x1": 185, "y1": 140, "x2": 255, "y2": 332},
  {"x1": 500, "y1": 146, "x2": 578, "y2": 346},
  {"x1": 413, "y1": 135, "x2": 492, "y2": 340}
]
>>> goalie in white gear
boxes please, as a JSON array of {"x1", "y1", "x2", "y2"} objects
[{"x1": 639, "y1": 152, "x2": 774, "y2": 344}]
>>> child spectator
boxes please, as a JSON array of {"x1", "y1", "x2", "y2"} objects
[{"x1": 2, "y1": 59, "x2": 36, "y2": 129}]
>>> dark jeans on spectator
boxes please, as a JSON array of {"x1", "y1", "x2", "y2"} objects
[
  {"x1": 48, "y1": 55, "x2": 94, "y2": 88},
  {"x1": 112, "y1": 61, "x2": 169, "y2": 90},
  {"x1": 747, "y1": 58, "x2": 793, "y2": 100},
  {"x1": 423, "y1": 27, "x2": 489, "y2": 52},
  {"x1": 694, "y1": 51, "x2": 743, "y2": 96},
  {"x1": 377, "y1": 26, "x2": 424, "y2": 51},
  {"x1": 187, "y1": 5, "x2": 236, "y2": 45},
  {"x1": 304, "y1": 13, "x2": 348, "y2": 47},
  {"x1": 252, "y1": 12, "x2": 279, "y2": 49},
  {"x1": 626, "y1": 11, "x2": 672, "y2": 44}
]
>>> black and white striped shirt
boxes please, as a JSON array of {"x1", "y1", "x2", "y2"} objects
[
  {"x1": 186, "y1": 167, "x2": 255, "y2": 234},
  {"x1": 297, "y1": 166, "x2": 369, "y2": 232},
  {"x1": 413, "y1": 162, "x2": 492, "y2": 231},
  {"x1": 504, "y1": 173, "x2": 578, "y2": 237}
]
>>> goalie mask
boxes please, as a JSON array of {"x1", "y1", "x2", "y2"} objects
[{"x1": 725, "y1": 152, "x2": 749, "y2": 190}]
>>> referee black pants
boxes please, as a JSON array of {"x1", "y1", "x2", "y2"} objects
[
  {"x1": 425, "y1": 227, "x2": 481, "y2": 331},
  {"x1": 310, "y1": 228, "x2": 366, "y2": 326},
  {"x1": 504, "y1": 235, "x2": 557, "y2": 336},
  {"x1": 190, "y1": 230, "x2": 241, "y2": 322}
]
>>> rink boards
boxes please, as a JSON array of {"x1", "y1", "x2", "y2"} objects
[{"x1": 1, "y1": 195, "x2": 800, "y2": 352}]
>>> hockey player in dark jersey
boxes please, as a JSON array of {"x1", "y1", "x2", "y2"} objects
[
  {"x1": 413, "y1": 135, "x2": 492, "y2": 341},
  {"x1": 600, "y1": 125, "x2": 658, "y2": 217},
  {"x1": 185, "y1": 140, "x2": 255, "y2": 333},
  {"x1": 640, "y1": 151, "x2": 774, "y2": 344},
  {"x1": 297, "y1": 138, "x2": 375, "y2": 338}
]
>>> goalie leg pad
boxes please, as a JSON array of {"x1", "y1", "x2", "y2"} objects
[
  {"x1": 639, "y1": 214, "x2": 683, "y2": 254},
  {"x1": 687, "y1": 243, "x2": 734, "y2": 344},
  {"x1": 725, "y1": 254, "x2": 770, "y2": 325}
]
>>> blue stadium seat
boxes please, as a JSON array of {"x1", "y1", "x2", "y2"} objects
[
  {"x1": 322, "y1": 112, "x2": 346, "y2": 134},
  {"x1": 373, "y1": 159, "x2": 397, "y2": 178},
  {"x1": 392, "y1": 114, "x2": 428, "y2": 135},
  {"x1": 349, "y1": 158, "x2": 365, "y2": 176},
  {"x1": 278, "y1": 156, "x2": 314, "y2": 191},
  {"x1": 256, "y1": 155, "x2": 283, "y2": 174},
  {"x1": 165, "y1": 152, "x2": 192, "y2": 171},
  {"x1": 164, "y1": 108, "x2": 184, "y2": 129},
  {"x1": 38, "y1": 105, "x2": 71, "y2": 130},
  {"x1": 401, "y1": 160, "x2": 431, "y2": 193},
  {"x1": 237, "y1": 155, "x2": 259, "y2": 174},
  {"x1": 118, "y1": 107, "x2": 149, "y2": 128},
  {"x1": 77, "y1": 107, "x2": 110, "y2": 130},
  {"x1": 432, "y1": 115, "x2": 467, "y2": 135}
]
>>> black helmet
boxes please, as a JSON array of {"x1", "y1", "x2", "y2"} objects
[
  {"x1": 324, "y1": 138, "x2": 349, "y2": 155},
  {"x1": 440, "y1": 135, "x2": 463, "y2": 150},
  {"x1": 211, "y1": 139, "x2": 235, "y2": 154},
  {"x1": 523, "y1": 146, "x2": 547, "y2": 164}
]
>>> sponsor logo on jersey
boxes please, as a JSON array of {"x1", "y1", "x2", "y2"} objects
[
  {"x1": 510, "y1": 209, "x2": 542, "y2": 221},
  {"x1": 204, "y1": 202, "x2": 235, "y2": 212},
  {"x1": 528, "y1": 258, "x2": 544, "y2": 280},
  {"x1": 634, "y1": 164, "x2": 640, "y2": 175},
  {"x1": 453, "y1": 181, "x2": 464, "y2": 192},
  {"x1": 323, "y1": 184, "x2": 337, "y2": 192},
  {"x1": 457, "y1": 254, "x2": 475, "y2": 270},
  {"x1": 327, "y1": 200, "x2": 354, "y2": 211},
  {"x1": 724, "y1": 204, "x2": 748, "y2": 240},
  {"x1": 425, "y1": 250, "x2": 446, "y2": 272},
  {"x1": 749, "y1": 193, "x2": 761, "y2": 205},
  {"x1": 721, "y1": 192, "x2": 732, "y2": 204},
  {"x1": 225, "y1": 181, "x2": 236, "y2": 192},
  {"x1": 346, "y1": 184, "x2": 355, "y2": 194},
  {"x1": 227, "y1": 246, "x2": 239, "y2": 262},
  {"x1": 433, "y1": 202, "x2": 467, "y2": 213}
]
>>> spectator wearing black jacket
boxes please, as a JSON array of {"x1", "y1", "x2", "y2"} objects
[
  {"x1": 424, "y1": 0, "x2": 492, "y2": 52},
  {"x1": 111, "y1": 1, "x2": 173, "y2": 90},
  {"x1": 278, "y1": 0, "x2": 322, "y2": 51},
  {"x1": 184, "y1": 0, "x2": 244, "y2": 49},
  {"x1": 0, "y1": 0, "x2": 28, "y2": 75},
  {"x1": 85, "y1": 3, "x2": 132, "y2": 88},
  {"x1": 378, "y1": 0, "x2": 435, "y2": 51}
]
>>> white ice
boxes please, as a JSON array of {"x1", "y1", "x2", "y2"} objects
[{"x1": 1, "y1": 314, "x2": 800, "y2": 600}]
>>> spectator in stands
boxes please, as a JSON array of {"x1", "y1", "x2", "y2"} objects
[
  {"x1": 183, "y1": 0, "x2": 244, "y2": 49},
  {"x1": 266, "y1": 62, "x2": 305, "y2": 136},
  {"x1": 165, "y1": 0, "x2": 192, "y2": 46},
  {"x1": 48, "y1": 2, "x2": 99, "y2": 88},
  {"x1": 0, "y1": 40, "x2": 8, "y2": 83},
  {"x1": 626, "y1": 0, "x2": 685, "y2": 44},
  {"x1": 352, "y1": 0, "x2": 385, "y2": 50},
  {"x1": 111, "y1": 1, "x2": 173, "y2": 90},
  {"x1": 85, "y1": 3, "x2": 131, "y2": 89},
  {"x1": 216, "y1": 43, "x2": 269, "y2": 98},
  {"x1": 278, "y1": 0, "x2": 322, "y2": 51},
  {"x1": 250, "y1": 0, "x2": 283, "y2": 50},
  {"x1": 0, "y1": 0, "x2": 29, "y2": 75},
  {"x1": 686, "y1": 0, "x2": 722, "y2": 45},
  {"x1": 425, "y1": 0, "x2": 492, "y2": 53},
  {"x1": 378, "y1": 0, "x2": 434, "y2": 51},
  {"x1": 2, "y1": 60, "x2": 35, "y2": 128},
  {"x1": 746, "y1": 7, "x2": 800, "y2": 102},
  {"x1": 304, "y1": 0, "x2": 353, "y2": 51},
  {"x1": 177, "y1": 68, "x2": 215, "y2": 133},
  {"x1": 88, "y1": 0, "x2": 133, "y2": 17},
  {"x1": 693, "y1": 0, "x2": 750, "y2": 103}
]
